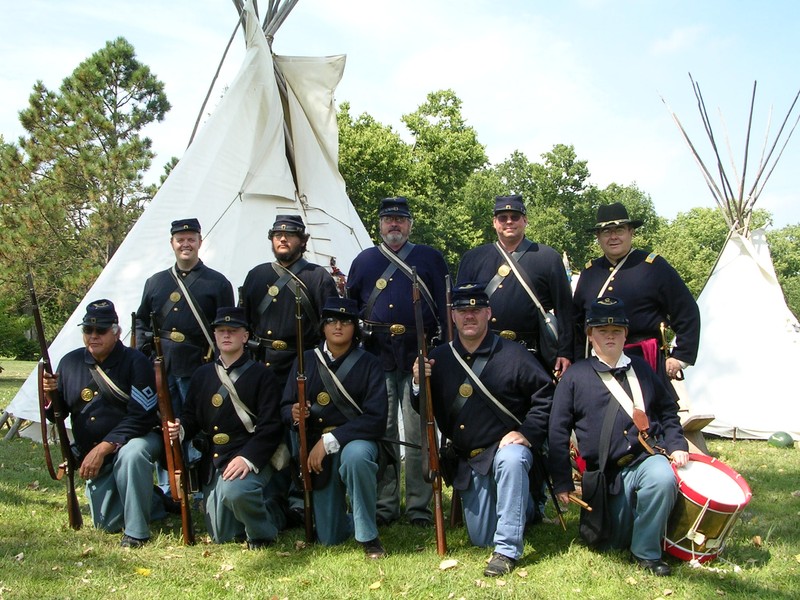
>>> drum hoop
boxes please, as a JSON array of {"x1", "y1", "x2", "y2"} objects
[{"x1": 671, "y1": 453, "x2": 753, "y2": 513}]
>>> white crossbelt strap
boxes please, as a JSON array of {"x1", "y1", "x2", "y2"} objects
[
  {"x1": 313, "y1": 348, "x2": 363, "y2": 415},
  {"x1": 448, "y1": 342, "x2": 521, "y2": 426},
  {"x1": 597, "y1": 368, "x2": 644, "y2": 419},
  {"x1": 215, "y1": 364, "x2": 255, "y2": 433},
  {"x1": 171, "y1": 265, "x2": 215, "y2": 351}
]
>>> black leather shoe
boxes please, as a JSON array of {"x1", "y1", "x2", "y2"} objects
[
  {"x1": 360, "y1": 537, "x2": 387, "y2": 559},
  {"x1": 633, "y1": 556, "x2": 672, "y2": 577},
  {"x1": 483, "y1": 552, "x2": 516, "y2": 577},
  {"x1": 409, "y1": 518, "x2": 432, "y2": 528},
  {"x1": 247, "y1": 538, "x2": 273, "y2": 550},
  {"x1": 120, "y1": 534, "x2": 149, "y2": 548}
]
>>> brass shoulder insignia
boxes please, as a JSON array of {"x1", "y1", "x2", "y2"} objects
[
  {"x1": 645, "y1": 252, "x2": 659, "y2": 264},
  {"x1": 584, "y1": 260, "x2": 593, "y2": 269}
]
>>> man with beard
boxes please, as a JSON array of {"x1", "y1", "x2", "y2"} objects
[
  {"x1": 239, "y1": 214, "x2": 338, "y2": 526},
  {"x1": 347, "y1": 197, "x2": 449, "y2": 527},
  {"x1": 43, "y1": 299, "x2": 164, "y2": 548}
]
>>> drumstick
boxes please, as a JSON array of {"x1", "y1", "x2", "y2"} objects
[{"x1": 568, "y1": 493, "x2": 592, "y2": 511}]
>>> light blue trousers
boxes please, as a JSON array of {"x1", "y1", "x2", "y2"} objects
[
  {"x1": 314, "y1": 440, "x2": 380, "y2": 545},
  {"x1": 86, "y1": 431, "x2": 164, "y2": 540},
  {"x1": 608, "y1": 454, "x2": 678, "y2": 560},
  {"x1": 461, "y1": 443, "x2": 533, "y2": 560},
  {"x1": 204, "y1": 465, "x2": 281, "y2": 544}
]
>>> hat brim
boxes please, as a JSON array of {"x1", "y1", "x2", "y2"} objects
[{"x1": 587, "y1": 219, "x2": 643, "y2": 233}]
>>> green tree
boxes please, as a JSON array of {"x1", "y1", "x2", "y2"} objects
[
  {"x1": 766, "y1": 224, "x2": 800, "y2": 317},
  {"x1": 0, "y1": 37, "x2": 169, "y2": 324}
]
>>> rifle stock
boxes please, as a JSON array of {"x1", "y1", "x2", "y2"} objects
[
  {"x1": 412, "y1": 268, "x2": 447, "y2": 556},
  {"x1": 294, "y1": 282, "x2": 314, "y2": 543},
  {"x1": 443, "y1": 275, "x2": 463, "y2": 528},
  {"x1": 130, "y1": 312, "x2": 137, "y2": 348},
  {"x1": 151, "y1": 313, "x2": 195, "y2": 545},
  {"x1": 27, "y1": 272, "x2": 82, "y2": 530}
]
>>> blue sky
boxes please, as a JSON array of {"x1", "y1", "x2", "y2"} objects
[{"x1": 2, "y1": 0, "x2": 799, "y2": 227}]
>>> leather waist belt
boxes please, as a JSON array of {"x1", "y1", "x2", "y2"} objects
[
  {"x1": 492, "y1": 329, "x2": 536, "y2": 343},
  {"x1": 364, "y1": 322, "x2": 415, "y2": 336},
  {"x1": 160, "y1": 331, "x2": 205, "y2": 346},
  {"x1": 253, "y1": 336, "x2": 292, "y2": 352}
]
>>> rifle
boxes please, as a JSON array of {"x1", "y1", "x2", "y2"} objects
[
  {"x1": 443, "y1": 275, "x2": 463, "y2": 528},
  {"x1": 413, "y1": 267, "x2": 447, "y2": 556},
  {"x1": 659, "y1": 322, "x2": 684, "y2": 380},
  {"x1": 294, "y1": 282, "x2": 314, "y2": 543},
  {"x1": 130, "y1": 312, "x2": 137, "y2": 349},
  {"x1": 27, "y1": 272, "x2": 82, "y2": 530},
  {"x1": 151, "y1": 312, "x2": 196, "y2": 545}
]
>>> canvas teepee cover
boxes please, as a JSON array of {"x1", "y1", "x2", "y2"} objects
[
  {"x1": 7, "y1": 0, "x2": 372, "y2": 427},
  {"x1": 686, "y1": 229, "x2": 800, "y2": 439}
]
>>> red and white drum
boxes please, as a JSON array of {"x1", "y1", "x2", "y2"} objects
[{"x1": 663, "y1": 453, "x2": 752, "y2": 563}]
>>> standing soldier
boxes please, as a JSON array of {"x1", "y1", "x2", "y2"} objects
[
  {"x1": 457, "y1": 194, "x2": 574, "y2": 376},
  {"x1": 347, "y1": 197, "x2": 449, "y2": 527},
  {"x1": 240, "y1": 214, "x2": 338, "y2": 525},
  {"x1": 281, "y1": 298, "x2": 389, "y2": 558},
  {"x1": 413, "y1": 283, "x2": 554, "y2": 576},
  {"x1": 573, "y1": 203, "x2": 700, "y2": 385},
  {"x1": 168, "y1": 307, "x2": 284, "y2": 548},
  {"x1": 135, "y1": 218, "x2": 234, "y2": 412},
  {"x1": 43, "y1": 300, "x2": 164, "y2": 548}
]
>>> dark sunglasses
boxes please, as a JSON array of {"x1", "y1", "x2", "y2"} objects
[{"x1": 82, "y1": 325, "x2": 111, "y2": 335}]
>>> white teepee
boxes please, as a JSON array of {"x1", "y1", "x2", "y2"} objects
[
  {"x1": 667, "y1": 76, "x2": 800, "y2": 440},
  {"x1": 7, "y1": 0, "x2": 372, "y2": 427}
]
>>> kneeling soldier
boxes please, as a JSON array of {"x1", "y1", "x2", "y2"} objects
[
  {"x1": 282, "y1": 298, "x2": 389, "y2": 558},
  {"x1": 168, "y1": 307, "x2": 284, "y2": 548}
]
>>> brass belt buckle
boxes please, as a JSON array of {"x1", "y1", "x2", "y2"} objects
[
  {"x1": 616, "y1": 454, "x2": 634, "y2": 467},
  {"x1": 469, "y1": 447, "x2": 485, "y2": 458},
  {"x1": 271, "y1": 340, "x2": 288, "y2": 351},
  {"x1": 499, "y1": 330, "x2": 516, "y2": 340},
  {"x1": 322, "y1": 426, "x2": 337, "y2": 434},
  {"x1": 389, "y1": 324, "x2": 406, "y2": 335},
  {"x1": 169, "y1": 330, "x2": 186, "y2": 342},
  {"x1": 212, "y1": 433, "x2": 230, "y2": 445}
]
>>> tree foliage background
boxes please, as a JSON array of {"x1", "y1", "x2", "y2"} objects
[
  {"x1": 2, "y1": 45, "x2": 800, "y2": 356},
  {"x1": 0, "y1": 37, "x2": 169, "y2": 343}
]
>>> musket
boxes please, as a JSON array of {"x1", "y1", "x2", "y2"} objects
[
  {"x1": 27, "y1": 272, "x2": 82, "y2": 530},
  {"x1": 294, "y1": 282, "x2": 314, "y2": 543},
  {"x1": 130, "y1": 312, "x2": 137, "y2": 349},
  {"x1": 151, "y1": 312, "x2": 195, "y2": 545},
  {"x1": 444, "y1": 274, "x2": 463, "y2": 528},
  {"x1": 413, "y1": 267, "x2": 447, "y2": 556}
]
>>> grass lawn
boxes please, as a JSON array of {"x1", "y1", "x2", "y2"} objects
[{"x1": 1, "y1": 360, "x2": 798, "y2": 599}]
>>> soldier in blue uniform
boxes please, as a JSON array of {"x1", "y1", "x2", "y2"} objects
[
  {"x1": 281, "y1": 298, "x2": 389, "y2": 558},
  {"x1": 239, "y1": 214, "x2": 339, "y2": 527},
  {"x1": 549, "y1": 297, "x2": 689, "y2": 576},
  {"x1": 135, "y1": 218, "x2": 234, "y2": 411},
  {"x1": 413, "y1": 283, "x2": 554, "y2": 577},
  {"x1": 43, "y1": 300, "x2": 163, "y2": 548},
  {"x1": 240, "y1": 214, "x2": 338, "y2": 386},
  {"x1": 347, "y1": 196, "x2": 449, "y2": 527},
  {"x1": 168, "y1": 307, "x2": 284, "y2": 548},
  {"x1": 457, "y1": 195, "x2": 574, "y2": 376},
  {"x1": 573, "y1": 203, "x2": 700, "y2": 384}
]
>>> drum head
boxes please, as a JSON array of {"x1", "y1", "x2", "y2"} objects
[{"x1": 672, "y1": 453, "x2": 752, "y2": 512}]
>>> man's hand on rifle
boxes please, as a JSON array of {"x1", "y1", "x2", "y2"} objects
[
  {"x1": 291, "y1": 401, "x2": 310, "y2": 424},
  {"x1": 411, "y1": 356, "x2": 435, "y2": 385},
  {"x1": 222, "y1": 456, "x2": 252, "y2": 481},
  {"x1": 553, "y1": 356, "x2": 572, "y2": 377},
  {"x1": 80, "y1": 441, "x2": 115, "y2": 480},
  {"x1": 308, "y1": 439, "x2": 327, "y2": 474},
  {"x1": 167, "y1": 419, "x2": 182, "y2": 442},
  {"x1": 41, "y1": 371, "x2": 58, "y2": 394},
  {"x1": 665, "y1": 357, "x2": 683, "y2": 380}
]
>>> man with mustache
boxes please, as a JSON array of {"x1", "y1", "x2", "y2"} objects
[{"x1": 347, "y1": 197, "x2": 449, "y2": 528}]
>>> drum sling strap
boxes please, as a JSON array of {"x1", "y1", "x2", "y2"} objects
[
  {"x1": 312, "y1": 348, "x2": 365, "y2": 419},
  {"x1": 363, "y1": 243, "x2": 439, "y2": 326},
  {"x1": 597, "y1": 367, "x2": 666, "y2": 456}
]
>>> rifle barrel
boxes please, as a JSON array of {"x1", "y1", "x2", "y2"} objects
[{"x1": 295, "y1": 282, "x2": 314, "y2": 543}]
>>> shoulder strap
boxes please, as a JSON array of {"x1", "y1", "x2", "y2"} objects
[
  {"x1": 214, "y1": 360, "x2": 257, "y2": 432},
  {"x1": 596, "y1": 367, "x2": 644, "y2": 419},
  {"x1": 170, "y1": 265, "x2": 215, "y2": 351},
  {"x1": 597, "y1": 398, "x2": 619, "y2": 471},
  {"x1": 88, "y1": 365, "x2": 131, "y2": 406},
  {"x1": 313, "y1": 348, "x2": 364, "y2": 420}
]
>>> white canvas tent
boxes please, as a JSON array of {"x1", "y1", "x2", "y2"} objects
[
  {"x1": 667, "y1": 76, "x2": 800, "y2": 440},
  {"x1": 686, "y1": 229, "x2": 800, "y2": 439},
  {"x1": 7, "y1": 0, "x2": 372, "y2": 428}
]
